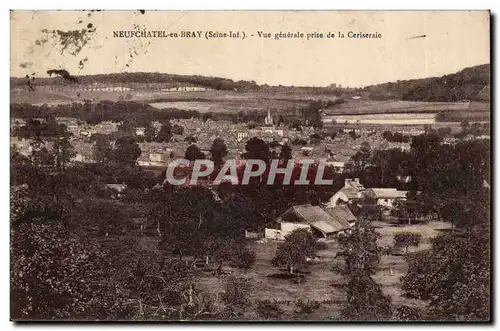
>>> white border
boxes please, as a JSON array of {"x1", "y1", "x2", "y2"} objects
[{"x1": 3, "y1": 1, "x2": 498, "y2": 330}]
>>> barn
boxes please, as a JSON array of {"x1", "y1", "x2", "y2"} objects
[{"x1": 265, "y1": 204, "x2": 354, "y2": 241}]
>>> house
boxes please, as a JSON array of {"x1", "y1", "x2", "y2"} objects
[
  {"x1": 237, "y1": 132, "x2": 249, "y2": 141},
  {"x1": 136, "y1": 127, "x2": 146, "y2": 136},
  {"x1": 363, "y1": 188, "x2": 408, "y2": 208},
  {"x1": 137, "y1": 152, "x2": 167, "y2": 167},
  {"x1": 262, "y1": 128, "x2": 284, "y2": 137},
  {"x1": 325, "y1": 178, "x2": 366, "y2": 207},
  {"x1": 264, "y1": 204, "x2": 351, "y2": 241},
  {"x1": 324, "y1": 205, "x2": 357, "y2": 226}
]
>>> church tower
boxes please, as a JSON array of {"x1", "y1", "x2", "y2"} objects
[{"x1": 264, "y1": 106, "x2": 274, "y2": 126}]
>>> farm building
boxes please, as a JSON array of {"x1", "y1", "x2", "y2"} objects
[
  {"x1": 324, "y1": 205, "x2": 357, "y2": 226},
  {"x1": 363, "y1": 188, "x2": 408, "y2": 208},
  {"x1": 265, "y1": 204, "x2": 352, "y2": 241},
  {"x1": 325, "y1": 178, "x2": 366, "y2": 207}
]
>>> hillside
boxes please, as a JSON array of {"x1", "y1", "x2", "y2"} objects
[
  {"x1": 10, "y1": 72, "x2": 259, "y2": 92},
  {"x1": 10, "y1": 72, "x2": 348, "y2": 95},
  {"x1": 363, "y1": 64, "x2": 490, "y2": 102},
  {"x1": 10, "y1": 64, "x2": 491, "y2": 104}
]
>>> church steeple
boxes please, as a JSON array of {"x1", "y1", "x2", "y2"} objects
[{"x1": 264, "y1": 106, "x2": 274, "y2": 126}]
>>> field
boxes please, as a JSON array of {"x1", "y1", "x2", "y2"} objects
[
  {"x1": 148, "y1": 96, "x2": 309, "y2": 113},
  {"x1": 191, "y1": 220, "x2": 451, "y2": 320},
  {"x1": 11, "y1": 86, "x2": 490, "y2": 125},
  {"x1": 321, "y1": 99, "x2": 489, "y2": 115},
  {"x1": 323, "y1": 113, "x2": 438, "y2": 125},
  {"x1": 10, "y1": 88, "x2": 331, "y2": 109}
]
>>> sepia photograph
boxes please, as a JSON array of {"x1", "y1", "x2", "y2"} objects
[{"x1": 9, "y1": 10, "x2": 491, "y2": 322}]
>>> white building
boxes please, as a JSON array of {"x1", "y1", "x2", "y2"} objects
[
  {"x1": 325, "y1": 178, "x2": 366, "y2": 207},
  {"x1": 264, "y1": 204, "x2": 354, "y2": 241},
  {"x1": 237, "y1": 132, "x2": 249, "y2": 141},
  {"x1": 363, "y1": 188, "x2": 408, "y2": 208}
]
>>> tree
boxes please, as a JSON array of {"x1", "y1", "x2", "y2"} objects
[
  {"x1": 221, "y1": 276, "x2": 251, "y2": 319},
  {"x1": 111, "y1": 136, "x2": 141, "y2": 166},
  {"x1": 155, "y1": 121, "x2": 172, "y2": 142},
  {"x1": 342, "y1": 271, "x2": 392, "y2": 321},
  {"x1": 210, "y1": 138, "x2": 228, "y2": 169},
  {"x1": 382, "y1": 131, "x2": 393, "y2": 141},
  {"x1": 302, "y1": 101, "x2": 323, "y2": 128},
  {"x1": 52, "y1": 136, "x2": 75, "y2": 171},
  {"x1": 337, "y1": 217, "x2": 392, "y2": 320},
  {"x1": 242, "y1": 137, "x2": 270, "y2": 164},
  {"x1": 143, "y1": 123, "x2": 156, "y2": 142},
  {"x1": 401, "y1": 225, "x2": 490, "y2": 321},
  {"x1": 30, "y1": 138, "x2": 54, "y2": 170},
  {"x1": 184, "y1": 144, "x2": 205, "y2": 161},
  {"x1": 393, "y1": 232, "x2": 422, "y2": 255},
  {"x1": 350, "y1": 141, "x2": 371, "y2": 174},
  {"x1": 230, "y1": 245, "x2": 256, "y2": 273},
  {"x1": 309, "y1": 133, "x2": 322, "y2": 145},
  {"x1": 93, "y1": 135, "x2": 112, "y2": 164},
  {"x1": 271, "y1": 228, "x2": 319, "y2": 275},
  {"x1": 391, "y1": 197, "x2": 421, "y2": 225},
  {"x1": 184, "y1": 135, "x2": 197, "y2": 144},
  {"x1": 81, "y1": 198, "x2": 126, "y2": 236},
  {"x1": 172, "y1": 124, "x2": 184, "y2": 135},
  {"x1": 11, "y1": 220, "x2": 127, "y2": 320},
  {"x1": 279, "y1": 144, "x2": 293, "y2": 161},
  {"x1": 118, "y1": 120, "x2": 134, "y2": 134},
  {"x1": 337, "y1": 217, "x2": 380, "y2": 275}
]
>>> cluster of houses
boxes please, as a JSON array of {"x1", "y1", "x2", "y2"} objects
[
  {"x1": 8, "y1": 115, "x2": 421, "y2": 176},
  {"x1": 11, "y1": 102, "x2": 421, "y2": 174},
  {"x1": 261, "y1": 178, "x2": 409, "y2": 241}
]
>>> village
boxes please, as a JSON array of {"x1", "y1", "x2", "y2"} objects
[
  {"x1": 7, "y1": 8, "x2": 493, "y2": 323},
  {"x1": 10, "y1": 84, "x2": 491, "y2": 321},
  {"x1": 10, "y1": 105, "x2": 432, "y2": 171}
]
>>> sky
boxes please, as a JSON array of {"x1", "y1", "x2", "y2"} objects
[{"x1": 10, "y1": 10, "x2": 490, "y2": 87}]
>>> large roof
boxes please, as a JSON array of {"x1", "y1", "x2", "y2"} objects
[
  {"x1": 325, "y1": 205, "x2": 356, "y2": 227},
  {"x1": 340, "y1": 187, "x2": 362, "y2": 199},
  {"x1": 366, "y1": 188, "x2": 408, "y2": 199},
  {"x1": 281, "y1": 204, "x2": 351, "y2": 234}
]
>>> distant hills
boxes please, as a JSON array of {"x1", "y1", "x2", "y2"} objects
[
  {"x1": 363, "y1": 64, "x2": 490, "y2": 102},
  {"x1": 10, "y1": 64, "x2": 490, "y2": 102},
  {"x1": 11, "y1": 72, "x2": 260, "y2": 92}
]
